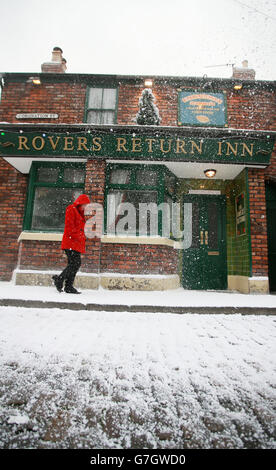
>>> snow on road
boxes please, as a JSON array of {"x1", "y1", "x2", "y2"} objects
[{"x1": 0, "y1": 307, "x2": 275, "y2": 449}]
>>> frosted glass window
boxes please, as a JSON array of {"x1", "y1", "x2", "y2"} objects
[
  {"x1": 31, "y1": 188, "x2": 82, "y2": 230},
  {"x1": 86, "y1": 87, "x2": 117, "y2": 124},
  {"x1": 37, "y1": 167, "x2": 59, "y2": 183},
  {"x1": 87, "y1": 111, "x2": 102, "y2": 124},
  {"x1": 101, "y1": 111, "x2": 115, "y2": 124},
  {"x1": 107, "y1": 190, "x2": 158, "y2": 235},
  {"x1": 24, "y1": 163, "x2": 85, "y2": 231},
  {"x1": 110, "y1": 169, "x2": 131, "y2": 184},
  {"x1": 87, "y1": 110, "x2": 115, "y2": 124},
  {"x1": 63, "y1": 168, "x2": 85, "y2": 183},
  {"x1": 106, "y1": 164, "x2": 177, "y2": 238},
  {"x1": 136, "y1": 169, "x2": 157, "y2": 187},
  {"x1": 102, "y1": 89, "x2": 117, "y2": 109},
  {"x1": 88, "y1": 88, "x2": 103, "y2": 109}
]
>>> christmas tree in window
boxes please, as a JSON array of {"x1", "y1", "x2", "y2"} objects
[{"x1": 136, "y1": 88, "x2": 161, "y2": 125}]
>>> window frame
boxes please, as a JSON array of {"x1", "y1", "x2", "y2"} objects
[
  {"x1": 23, "y1": 161, "x2": 86, "y2": 232},
  {"x1": 84, "y1": 86, "x2": 118, "y2": 124},
  {"x1": 104, "y1": 163, "x2": 177, "y2": 237}
]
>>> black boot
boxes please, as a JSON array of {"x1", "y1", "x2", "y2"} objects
[
  {"x1": 52, "y1": 275, "x2": 63, "y2": 292},
  {"x1": 64, "y1": 282, "x2": 81, "y2": 294}
]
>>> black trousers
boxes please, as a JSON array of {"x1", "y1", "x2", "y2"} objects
[{"x1": 59, "y1": 249, "x2": 81, "y2": 287}]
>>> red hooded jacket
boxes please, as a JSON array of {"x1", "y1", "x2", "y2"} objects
[{"x1": 61, "y1": 194, "x2": 90, "y2": 253}]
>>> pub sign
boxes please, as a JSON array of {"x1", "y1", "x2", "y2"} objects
[{"x1": 178, "y1": 91, "x2": 227, "y2": 127}]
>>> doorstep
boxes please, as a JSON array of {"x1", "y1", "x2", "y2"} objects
[{"x1": 14, "y1": 270, "x2": 180, "y2": 291}]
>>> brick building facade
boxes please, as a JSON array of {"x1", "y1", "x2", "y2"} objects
[{"x1": 0, "y1": 49, "x2": 275, "y2": 293}]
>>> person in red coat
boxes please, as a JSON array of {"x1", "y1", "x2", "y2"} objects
[{"x1": 52, "y1": 194, "x2": 90, "y2": 294}]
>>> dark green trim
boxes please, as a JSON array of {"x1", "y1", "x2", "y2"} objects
[
  {"x1": 22, "y1": 165, "x2": 36, "y2": 231},
  {"x1": 0, "y1": 128, "x2": 273, "y2": 165},
  {"x1": 1, "y1": 72, "x2": 275, "y2": 91},
  {"x1": 266, "y1": 181, "x2": 276, "y2": 291},
  {"x1": 23, "y1": 161, "x2": 85, "y2": 231},
  {"x1": 1, "y1": 122, "x2": 274, "y2": 140},
  {"x1": 245, "y1": 167, "x2": 253, "y2": 277},
  {"x1": 84, "y1": 87, "x2": 90, "y2": 123}
]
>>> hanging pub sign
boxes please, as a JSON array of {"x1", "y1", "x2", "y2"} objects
[
  {"x1": 236, "y1": 192, "x2": 246, "y2": 236},
  {"x1": 178, "y1": 91, "x2": 227, "y2": 127}
]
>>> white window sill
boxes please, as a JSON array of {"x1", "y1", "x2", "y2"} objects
[
  {"x1": 18, "y1": 232, "x2": 63, "y2": 242},
  {"x1": 18, "y1": 232, "x2": 182, "y2": 249},
  {"x1": 101, "y1": 235, "x2": 180, "y2": 248}
]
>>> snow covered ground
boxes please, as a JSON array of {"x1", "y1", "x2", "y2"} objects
[{"x1": 0, "y1": 306, "x2": 275, "y2": 449}]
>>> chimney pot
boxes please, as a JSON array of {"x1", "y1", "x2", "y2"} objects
[
  {"x1": 61, "y1": 58, "x2": 67, "y2": 72},
  {"x1": 232, "y1": 60, "x2": 255, "y2": 80},
  {"x1": 51, "y1": 47, "x2": 63, "y2": 63},
  {"x1": 41, "y1": 47, "x2": 67, "y2": 73}
]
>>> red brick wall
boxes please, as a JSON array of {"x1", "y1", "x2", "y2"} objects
[
  {"x1": 100, "y1": 243, "x2": 178, "y2": 275},
  {"x1": 0, "y1": 158, "x2": 27, "y2": 280},
  {"x1": 18, "y1": 241, "x2": 179, "y2": 276},
  {"x1": 0, "y1": 80, "x2": 87, "y2": 124},
  {"x1": 117, "y1": 83, "x2": 178, "y2": 126},
  {"x1": 248, "y1": 168, "x2": 268, "y2": 276},
  {"x1": 82, "y1": 159, "x2": 106, "y2": 273},
  {"x1": 19, "y1": 241, "x2": 65, "y2": 270},
  {"x1": 1, "y1": 78, "x2": 274, "y2": 132},
  {"x1": 265, "y1": 148, "x2": 276, "y2": 182},
  {"x1": 227, "y1": 89, "x2": 275, "y2": 131},
  {"x1": 117, "y1": 84, "x2": 276, "y2": 131}
]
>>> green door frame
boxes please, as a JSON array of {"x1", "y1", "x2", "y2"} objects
[
  {"x1": 182, "y1": 194, "x2": 227, "y2": 290},
  {"x1": 266, "y1": 182, "x2": 276, "y2": 292}
]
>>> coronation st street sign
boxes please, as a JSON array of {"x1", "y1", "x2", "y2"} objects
[
  {"x1": 0, "y1": 131, "x2": 274, "y2": 164},
  {"x1": 16, "y1": 113, "x2": 59, "y2": 119}
]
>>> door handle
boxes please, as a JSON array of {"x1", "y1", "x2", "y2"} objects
[
  {"x1": 200, "y1": 231, "x2": 204, "y2": 245},
  {"x1": 205, "y1": 231, "x2": 208, "y2": 245}
]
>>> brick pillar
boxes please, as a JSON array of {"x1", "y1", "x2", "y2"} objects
[
  {"x1": 247, "y1": 168, "x2": 268, "y2": 276},
  {"x1": 0, "y1": 158, "x2": 27, "y2": 280},
  {"x1": 82, "y1": 159, "x2": 106, "y2": 273}
]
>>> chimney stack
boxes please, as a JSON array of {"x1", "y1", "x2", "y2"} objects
[
  {"x1": 41, "y1": 47, "x2": 67, "y2": 73},
  {"x1": 232, "y1": 60, "x2": 255, "y2": 80}
]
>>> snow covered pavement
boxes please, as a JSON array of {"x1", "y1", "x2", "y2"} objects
[
  {"x1": 0, "y1": 307, "x2": 275, "y2": 449},
  {"x1": 1, "y1": 281, "x2": 276, "y2": 309}
]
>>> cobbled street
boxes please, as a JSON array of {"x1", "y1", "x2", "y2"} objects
[{"x1": 0, "y1": 307, "x2": 275, "y2": 449}]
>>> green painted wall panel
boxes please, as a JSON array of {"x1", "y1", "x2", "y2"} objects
[{"x1": 225, "y1": 169, "x2": 251, "y2": 277}]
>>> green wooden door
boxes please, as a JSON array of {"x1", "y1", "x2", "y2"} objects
[
  {"x1": 266, "y1": 184, "x2": 276, "y2": 292},
  {"x1": 182, "y1": 195, "x2": 227, "y2": 290}
]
